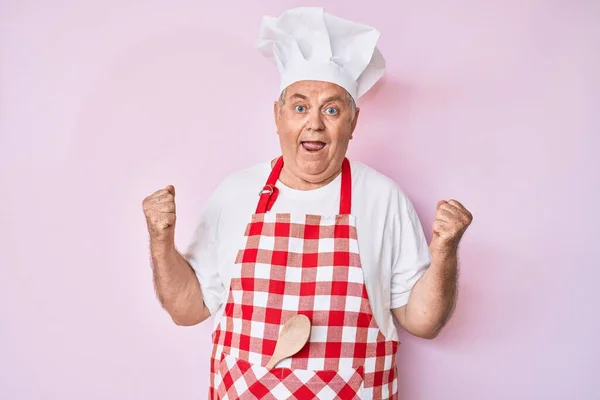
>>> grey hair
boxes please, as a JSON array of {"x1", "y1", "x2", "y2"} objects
[{"x1": 277, "y1": 87, "x2": 357, "y2": 120}]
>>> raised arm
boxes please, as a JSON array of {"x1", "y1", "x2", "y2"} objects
[
  {"x1": 393, "y1": 199, "x2": 472, "y2": 339},
  {"x1": 143, "y1": 185, "x2": 210, "y2": 326}
]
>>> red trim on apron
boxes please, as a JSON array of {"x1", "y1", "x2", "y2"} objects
[{"x1": 257, "y1": 157, "x2": 352, "y2": 215}]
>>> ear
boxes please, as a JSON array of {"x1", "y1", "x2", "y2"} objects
[
  {"x1": 349, "y1": 107, "x2": 360, "y2": 139},
  {"x1": 273, "y1": 100, "x2": 280, "y2": 134}
]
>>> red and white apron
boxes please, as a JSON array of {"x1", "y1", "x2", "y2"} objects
[{"x1": 210, "y1": 157, "x2": 399, "y2": 399}]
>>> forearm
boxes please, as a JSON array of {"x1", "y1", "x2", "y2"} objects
[
  {"x1": 151, "y1": 241, "x2": 210, "y2": 326},
  {"x1": 395, "y1": 247, "x2": 459, "y2": 338}
]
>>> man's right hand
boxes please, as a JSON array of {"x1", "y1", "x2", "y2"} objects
[
  {"x1": 142, "y1": 185, "x2": 209, "y2": 326},
  {"x1": 142, "y1": 185, "x2": 177, "y2": 245}
]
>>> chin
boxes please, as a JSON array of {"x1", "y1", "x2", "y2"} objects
[
  {"x1": 296, "y1": 160, "x2": 332, "y2": 180},
  {"x1": 296, "y1": 156, "x2": 325, "y2": 170}
]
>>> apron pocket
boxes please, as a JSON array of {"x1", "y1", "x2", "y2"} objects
[{"x1": 217, "y1": 351, "x2": 364, "y2": 400}]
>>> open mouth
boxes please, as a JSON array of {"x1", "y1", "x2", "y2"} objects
[{"x1": 301, "y1": 141, "x2": 327, "y2": 152}]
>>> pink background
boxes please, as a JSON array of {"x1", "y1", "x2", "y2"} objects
[{"x1": 1, "y1": 1, "x2": 598, "y2": 399}]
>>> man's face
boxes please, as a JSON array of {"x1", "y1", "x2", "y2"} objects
[{"x1": 274, "y1": 80, "x2": 360, "y2": 184}]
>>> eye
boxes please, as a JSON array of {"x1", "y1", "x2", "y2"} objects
[
  {"x1": 295, "y1": 105, "x2": 306, "y2": 112},
  {"x1": 325, "y1": 107, "x2": 338, "y2": 115}
]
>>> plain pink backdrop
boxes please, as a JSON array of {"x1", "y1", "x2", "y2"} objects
[{"x1": 1, "y1": 1, "x2": 598, "y2": 399}]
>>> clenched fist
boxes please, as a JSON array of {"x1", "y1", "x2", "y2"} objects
[
  {"x1": 143, "y1": 185, "x2": 177, "y2": 244},
  {"x1": 430, "y1": 199, "x2": 473, "y2": 256}
]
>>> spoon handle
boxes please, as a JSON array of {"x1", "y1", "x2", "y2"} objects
[{"x1": 265, "y1": 357, "x2": 279, "y2": 370}]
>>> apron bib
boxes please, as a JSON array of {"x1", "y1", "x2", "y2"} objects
[{"x1": 210, "y1": 157, "x2": 399, "y2": 399}]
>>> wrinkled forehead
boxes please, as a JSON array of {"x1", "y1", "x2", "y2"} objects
[{"x1": 281, "y1": 80, "x2": 351, "y2": 103}]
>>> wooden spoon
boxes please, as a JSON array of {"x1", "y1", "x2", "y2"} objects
[{"x1": 265, "y1": 314, "x2": 311, "y2": 370}]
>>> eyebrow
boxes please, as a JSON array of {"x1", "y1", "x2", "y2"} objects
[
  {"x1": 289, "y1": 93, "x2": 345, "y2": 104},
  {"x1": 289, "y1": 93, "x2": 309, "y2": 100},
  {"x1": 322, "y1": 95, "x2": 345, "y2": 104}
]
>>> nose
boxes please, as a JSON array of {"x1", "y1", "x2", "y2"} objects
[{"x1": 307, "y1": 108, "x2": 325, "y2": 131}]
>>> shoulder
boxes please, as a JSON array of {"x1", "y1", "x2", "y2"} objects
[
  {"x1": 202, "y1": 160, "x2": 271, "y2": 214},
  {"x1": 349, "y1": 160, "x2": 419, "y2": 219},
  {"x1": 214, "y1": 161, "x2": 271, "y2": 196},
  {"x1": 350, "y1": 160, "x2": 406, "y2": 200}
]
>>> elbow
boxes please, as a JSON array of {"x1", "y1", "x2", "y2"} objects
[
  {"x1": 171, "y1": 315, "x2": 201, "y2": 326},
  {"x1": 412, "y1": 327, "x2": 442, "y2": 340},
  {"x1": 401, "y1": 320, "x2": 442, "y2": 340},
  {"x1": 171, "y1": 313, "x2": 209, "y2": 326},
  {"x1": 399, "y1": 313, "x2": 445, "y2": 340},
  {"x1": 169, "y1": 304, "x2": 211, "y2": 327},
  {"x1": 398, "y1": 303, "x2": 454, "y2": 340}
]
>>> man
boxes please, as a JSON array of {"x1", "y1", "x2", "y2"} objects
[{"x1": 142, "y1": 7, "x2": 472, "y2": 400}]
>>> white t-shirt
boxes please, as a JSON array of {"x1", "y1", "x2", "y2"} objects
[{"x1": 184, "y1": 160, "x2": 431, "y2": 341}]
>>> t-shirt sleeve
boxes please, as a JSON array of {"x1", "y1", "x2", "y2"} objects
[
  {"x1": 183, "y1": 191, "x2": 227, "y2": 316},
  {"x1": 390, "y1": 194, "x2": 431, "y2": 309}
]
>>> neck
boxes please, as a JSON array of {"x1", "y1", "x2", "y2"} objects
[{"x1": 272, "y1": 159, "x2": 341, "y2": 191}]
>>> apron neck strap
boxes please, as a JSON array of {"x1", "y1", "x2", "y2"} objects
[
  {"x1": 256, "y1": 157, "x2": 352, "y2": 215},
  {"x1": 339, "y1": 158, "x2": 352, "y2": 215}
]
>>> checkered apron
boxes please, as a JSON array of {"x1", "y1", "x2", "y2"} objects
[{"x1": 210, "y1": 157, "x2": 399, "y2": 399}]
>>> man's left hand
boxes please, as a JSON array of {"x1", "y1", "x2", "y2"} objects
[{"x1": 430, "y1": 199, "x2": 473, "y2": 257}]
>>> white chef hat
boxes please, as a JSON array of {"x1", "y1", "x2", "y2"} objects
[{"x1": 256, "y1": 7, "x2": 386, "y2": 101}]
